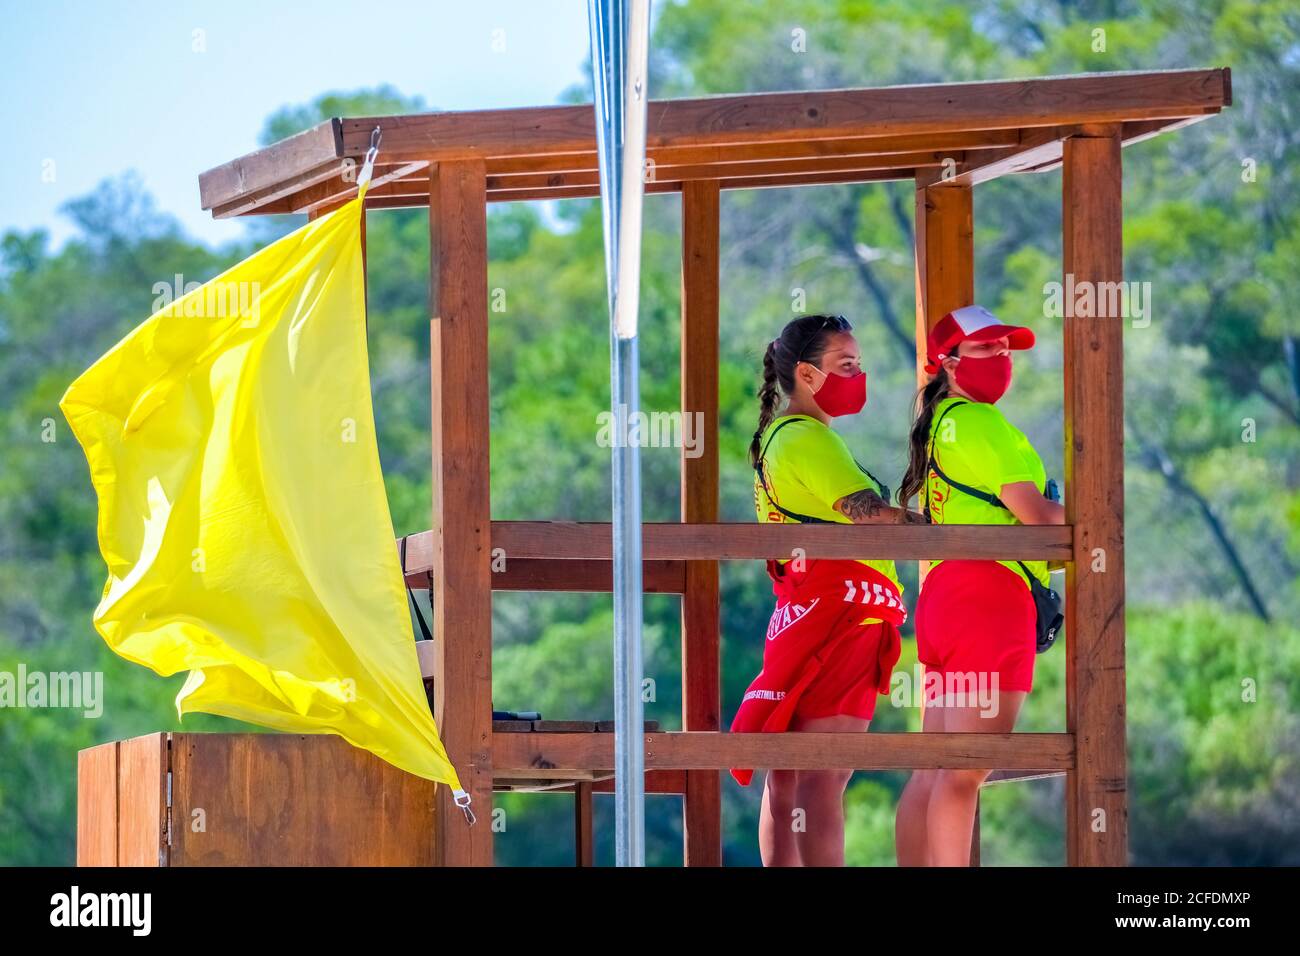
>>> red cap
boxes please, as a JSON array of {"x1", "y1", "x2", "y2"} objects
[{"x1": 924, "y1": 304, "x2": 1035, "y2": 374}]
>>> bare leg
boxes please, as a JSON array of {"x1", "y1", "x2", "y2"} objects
[
  {"x1": 759, "y1": 769, "x2": 802, "y2": 866},
  {"x1": 925, "y1": 689, "x2": 1026, "y2": 866},
  {"x1": 895, "y1": 703, "x2": 946, "y2": 865},
  {"x1": 789, "y1": 713, "x2": 869, "y2": 867}
]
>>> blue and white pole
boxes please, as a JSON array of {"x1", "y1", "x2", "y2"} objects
[{"x1": 587, "y1": 0, "x2": 651, "y2": 867}]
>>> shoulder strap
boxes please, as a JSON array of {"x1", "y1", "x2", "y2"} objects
[
  {"x1": 852, "y1": 458, "x2": 890, "y2": 503},
  {"x1": 758, "y1": 417, "x2": 888, "y2": 499},
  {"x1": 757, "y1": 416, "x2": 806, "y2": 463},
  {"x1": 924, "y1": 400, "x2": 1008, "y2": 518},
  {"x1": 754, "y1": 418, "x2": 832, "y2": 524},
  {"x1": 755, "y1": 416, "x2": 890, "y2": 518}
]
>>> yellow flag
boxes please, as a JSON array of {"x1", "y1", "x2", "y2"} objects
[{"x1": 60, "y1": 192, "x2": 465, "y2": 796}]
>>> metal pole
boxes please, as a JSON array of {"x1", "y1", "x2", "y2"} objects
[{"x1": 587, "y1": 0, "x2": 650, "y2": 866}]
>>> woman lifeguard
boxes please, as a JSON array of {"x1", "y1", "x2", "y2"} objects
[
  {"x1": 731, "y1": 313, "x2": 921, "y2": 867},
  {"x1": 893, "y1": 304, "x2": 1064, "y2": 866}
]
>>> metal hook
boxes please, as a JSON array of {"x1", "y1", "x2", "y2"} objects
[
  {"x1": 358, "y1": 126, "x2": 383, "y2": 189},
  {"x1": 453, "y1": 789, "x2": 476, "y2": 826}
]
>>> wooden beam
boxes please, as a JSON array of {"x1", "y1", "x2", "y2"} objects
[
  {"x1": 403, "y1": 556, "x2": 687, "y2": 593},
  {"x1": 211, "y1": 160, "x2": 349, "y2": 219},
  {"x1": 913, "y1": 179, "x2": 974, "y2": 378},
  {"x1": 486, "y1": 150, "x2": 949, "y2": 192},
  {"x1": 984, "y1": 768, "x2": 1066, "y2": 786},
  {"x1": 574, "y1": 782, "x2": 594, "y2": 867},
  {"x1": 933, "y1": 127, "x2": 1065, "y2": 187},
  {"x1": 503, "y1": 166, "x2": 917, "y2": 202},
  {"x1": 680, "y1": 179, "x2": 722, "y2": 867},
  {"x1": 200, "y1": 70, "x2": 1229, "y2": 217},
  {"x1": 241, "y1": 111, "x2": 1218, "y2": 215},
  {"x1": 429, "y1": 159, "x2": 494, "y2": 867},
  {"x1": 487, "y1": 129, "x2": 1021, "y2": 176},
  {"x1": 912, "y1": 171, "x2": 974, "y2": 587},
  {"x1": 200, "y1": 119, "x2": 342, "y2": 210},
  {"x1": 336, "y1": 70, "x2": 1227, "y2": 162},
  {"x1": 1062, "y1": 130, "x2": 1128, "y2": 867},
  {"x1": 591, "y1": 770, "x2": 688, "y2": 794},
  {"x1": 400, "y1": 521, "x2": 1072, "y2": 566},
  {"x1": 492, "y1": 731, "x2": 1076, "y2": 776},
  {"x1": 1017, "y1": 115, "x2": 1217, "y2": 178},
  {"x1": 290, "y1": 161, "x2": 430, "y2": 214},
  {"x1": 309, "y1": 165, "x2": 920, "y2": 215}
]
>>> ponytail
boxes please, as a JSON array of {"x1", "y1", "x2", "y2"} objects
[
  {"x1": 897, "y1": 369, "x2": 951, "y2": 508},
  {"x1": 749, "y1": 342, "x2": 783, "y2": 467}
]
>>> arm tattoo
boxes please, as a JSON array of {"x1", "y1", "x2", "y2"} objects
[{"x1": 836, "y1": 488, "x2": 886, "y2": 522}]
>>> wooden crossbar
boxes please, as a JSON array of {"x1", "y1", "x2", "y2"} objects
[{"x1": 491, "y1": 731, "x2": 1075, "y2": 777}]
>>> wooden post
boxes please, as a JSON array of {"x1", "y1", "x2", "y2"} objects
[
  {"x1": 574, "y1": 782, "x2": 594, "y2": 866},
  {"x1": 1062, "y1": 128, "x2": 1128, "y2": 866},
  {"x1": 680, "y1": 179, "x2": 723, "y2": 866},
  {"x1": 914, "y1": 174, "x2": 974, "y2": 381},
  {"x1": 429, "y1": 159, "x2": 494, "y2": 867},
  {"x1": 913, "y1": 177, "x2": 973, "y2": 581}
]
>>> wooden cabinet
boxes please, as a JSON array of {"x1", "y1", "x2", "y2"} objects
[{"x1": 77, "y1": 732, "x2": 438, "y2": 866}]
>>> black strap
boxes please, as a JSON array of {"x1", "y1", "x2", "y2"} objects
[
  {"x1": 924, "y1": 400, "x2": 1008, "y2": 521},
  {"x1": 925, "y1": 406, "x2": 1051, "y2": 595},
  {"x1": 852, "y1": 458, "x2": 891, "y2": 505},
  {"x1": 754, "y1": 416, "x2": 887, "y2": 524},
  {"x1": 399, "y1": 536, "x2": 433, "y2": 642}
]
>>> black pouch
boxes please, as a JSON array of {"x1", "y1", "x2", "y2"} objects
[{"x1": 1016, "y1": 561, "x2": 1063, "y2": 653}]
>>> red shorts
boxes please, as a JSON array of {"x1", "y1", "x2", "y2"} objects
[
  {"x1": 786, "y1": 619, "x2": 893, "y2": 721},
  {"x1": 915, "y1": 560, "x2": 1036, "y2": 700},
  {"x1": 729, "y1": 559, "x2": 904, "y2": 786},
  {"x1": 734, "y1": 559, "x2": 902, "y2": 723}
]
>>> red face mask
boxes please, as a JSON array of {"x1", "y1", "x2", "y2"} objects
[
  {"x1": 808, "y1": 365, "x2": 867, "y2": 417},
  {"x1": 952, "y1": 353, "x2": 1012, "y2": 404}
]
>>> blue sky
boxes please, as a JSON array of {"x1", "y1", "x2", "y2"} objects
[{"x1": 1, "y1": 0, "x2": 593, "y2": 245}]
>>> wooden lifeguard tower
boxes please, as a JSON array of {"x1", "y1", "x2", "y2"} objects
[{"x1": 81, "y1": 67, "x2": 1231, "y2": 867}]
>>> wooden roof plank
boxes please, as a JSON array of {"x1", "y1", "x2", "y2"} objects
[
  {"x1": 291, "y1": 160, "x2": 430, "y2": 214},
  {"x1": 199, "y1": 119, "x2": 342, "y2": 210},
  {"x1": 200, "y1": 69, "x2": 1228, "y2": 216},
  {"x1": 335, "y1": 68, "x2": 1227, "y2": 160},
  {"x1": 484, "y1": 128, "x2": 1020, "y2": 176}
]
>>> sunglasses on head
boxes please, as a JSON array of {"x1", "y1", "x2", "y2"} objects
[{"x1": 796, "y1": 314, "x2": 850, "y2": 363}]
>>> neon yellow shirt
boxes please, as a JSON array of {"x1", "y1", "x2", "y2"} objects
[
  {"x1": 925, "y1": 397, "x2": 1050, "y2": 589},
  {"x1": 753, "y1": 414, "x2": 903, "y2": 595}
]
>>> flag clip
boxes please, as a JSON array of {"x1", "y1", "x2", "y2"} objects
[
  {"x1": 357, "y1": 126, "x2": 382, "y2": 191},
  {"x1": 453, "y1": 788, "x2": 476, "y2": 826}
]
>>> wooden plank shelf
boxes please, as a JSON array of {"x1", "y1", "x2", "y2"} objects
[
  {"x1": 491, "y1": 720, "x2": 661, "y2": 734},
  {"x1": 491, "y1": 731, "x2": 1075, "y2": 779}
]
